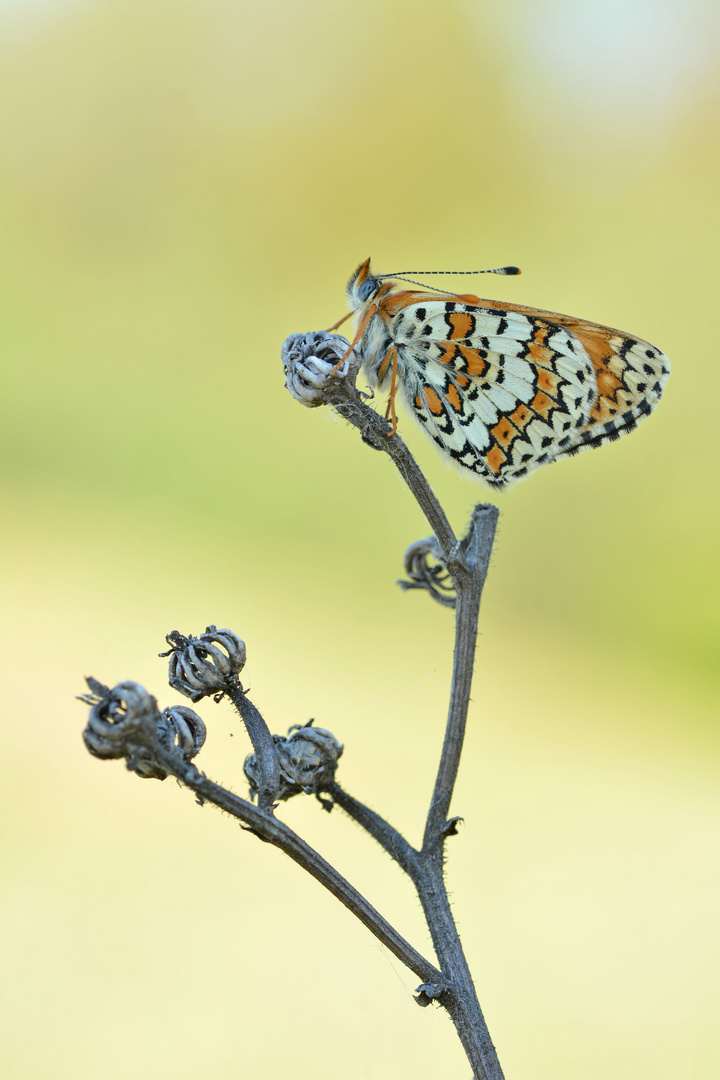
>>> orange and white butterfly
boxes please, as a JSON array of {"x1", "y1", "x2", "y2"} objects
[{"x1": 338, "y1": 258, "x2": 670, "y2": 488}]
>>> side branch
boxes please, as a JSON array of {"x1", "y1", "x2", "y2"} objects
[
  {"x1": 328, "y1": 783, "x2": 421, "y2": 879},
  {"x1": 153, "y1": 747, "x2": 443, "y2": 987}
]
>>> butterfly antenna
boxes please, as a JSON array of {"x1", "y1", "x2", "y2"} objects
[
  {"x1": 375, "y1": 267, "x2": 520, "y2": 293},
  {"x1": 379, "y1": 266, "x2": 521, "y2": 278}
]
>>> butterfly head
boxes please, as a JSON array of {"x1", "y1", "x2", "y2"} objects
[{"x1": 346, "y1": 258, "x2": 383, "y2": 312}]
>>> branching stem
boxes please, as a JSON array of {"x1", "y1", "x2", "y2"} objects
[
  {"x1": 146, "y1": 745, "x2": 442, "y2": 987},
  {"x1": 89, "y1": 340, "x2": 505, "y2": 1079}
]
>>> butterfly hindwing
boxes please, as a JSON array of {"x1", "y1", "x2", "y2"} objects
[{"x1": 551, "y1": 323, "x2": 670, "y2": 459}]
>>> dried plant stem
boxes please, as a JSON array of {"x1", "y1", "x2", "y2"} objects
[
  {"x1": 225, "y1": 683, "x2": 280, "y2": 811},
  {"x1": 145, "y1": 744, "x2": 442, "y2": 986},
  {"x1": 416, "y1": 864, "x2": 502, "y2": 1080}
]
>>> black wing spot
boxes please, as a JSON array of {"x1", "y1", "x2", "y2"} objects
[
  {"x1": 415, "y1": 307, "x2": 426, "y2": 322},
  {"x1": 445, "y1": 301, "x2": 456, "y2": 313},
  {"x1": 540, "y1": 436, "x2": 553, "y2": 448},
  {"x1": 496, "y1": 317, "x2": 508, "y2": 335},
  {"x1": 642, "y1": 363, "x2": 655, "y2": 375},
  {"x1": 645, "y1": 349, "x2": 655, "y2": 358}
]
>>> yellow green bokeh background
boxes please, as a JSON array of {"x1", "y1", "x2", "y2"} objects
[{"x1": 2, "y1": 1, "x2": 718, "y2": 1077}]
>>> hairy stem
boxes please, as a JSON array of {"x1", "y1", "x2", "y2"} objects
[
  {"x1": 328, "y1": 783, "x2": 421, "y2": 879},
  {"x1": 416, "y1": 865, "x2": 504, "y2": 1080},
  {"x1": 225, "y1": 683, "x2": 280, "y2": 811}
]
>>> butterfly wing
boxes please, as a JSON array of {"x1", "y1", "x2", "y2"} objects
[
  {"x1": 453, "y1": 296, "x2": 670, "y2": 457},
  {"x1": 385, "y1": 299, "x2": 599, "y2": 486},
  {"x1": 547, "y1": 319, "x2": 669, "y2": 459}
]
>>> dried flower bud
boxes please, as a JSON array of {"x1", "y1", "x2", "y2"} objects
[
  {"x1": 135, "y1": 705, "x2": 207, "y2": 780},
  {"x1": 81, "y1": 678, "x2": 158, "y2": 760},
  {"x1": 161, "y1": 626, "x2": 246, "y2": 702},
  {"x1": 244, "y1": 721, "x2": 343, "y2": 801},
  {"x1": 282, "y1": 332, "x2": 360, "y2": 408},
  {"x1": 398, "y1": 537, "x2": 456, "y2": 608},
  {"x1": 79, "y1": 678, "x2": 206, "y2": 781},
  {"x1": 161, "y1": 705, "x2": 207, "y2": 759}
]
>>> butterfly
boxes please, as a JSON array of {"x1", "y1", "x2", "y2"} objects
[{"x1": 334, "y1": 258, "x2": 670, "y2": 488}]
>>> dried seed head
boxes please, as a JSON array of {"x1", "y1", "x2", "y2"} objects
[
  {"x1": 79, "y1": 679, "x2": 206, "y2": 780},
  {"x1": 282, "y1": 332, "x2": 360, "y2": 408},
  {"x1": 161, "y1": 626, "x2": 246, "y2": 702},
  {"x1": 80, "y1": 679, "x2": 158, "y2": 760},
  {"x1": 135, "y1": 705, "x2": 207, "y2": 780},
  {"x1": 397, "y1": 537, "x2": 456, "y2": 608},
  {"x1": 244, "y1": 721, "x2": 343, "y2": 801}
]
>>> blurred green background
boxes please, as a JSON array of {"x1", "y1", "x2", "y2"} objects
[{"x1": 2, "y1": 1, "x2": 718, "y2": 1077}]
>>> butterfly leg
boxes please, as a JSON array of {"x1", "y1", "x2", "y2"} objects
[
  {"x1": 379, "y1": 345, "x2": 399, "y2": 435},
  {"x1": 329, "y1": 303, "x2": 378, "y2": 374}
]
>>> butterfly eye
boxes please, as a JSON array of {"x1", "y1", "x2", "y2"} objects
[{"x1": 358, "y1": 278, "x2": 379, "y2": 302}]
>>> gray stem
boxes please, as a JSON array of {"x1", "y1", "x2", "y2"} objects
[
  {"x1": 226, "y1": 683, "x2": 281, "y2": 811},
  {"x1": 328, "y1": 783, "x2": 421, "y2": 879},
  {"x1": 416, "y1": 864, "x2": 504, "y2": 1080}
]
